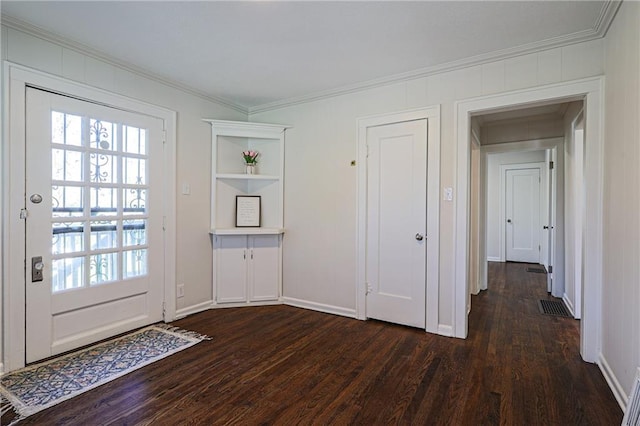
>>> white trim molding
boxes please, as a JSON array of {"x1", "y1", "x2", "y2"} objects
[
  {"x1": 250, "y1": 1, "x2": 620, "y2": 114},
  {"x1": 282, "y1": 297, "x2": 356, "y2": 319},
  {"x1": 2, "y1": 62, "x2": 178, "y2": 372},
  {"x1": 1, "y1": 15, "x2": 247, "y2": 114},
  {"x1": 175, "y1": 301, "x2": 214, "y2": 320},
  {"x1": 356, "y1": 106, "x2": 441, "y2": 334},
  {"x1": 598, "y1": 353, "x2": 628, "y2": 410},
  {"x1": 454, "y1": 76, "x2": 604, "y2": 366}
]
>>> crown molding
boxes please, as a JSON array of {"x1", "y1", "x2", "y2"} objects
[
  {"x1": 0, "y1": 15, "x2": 249, "y2": 115},
  {"x1": 249, "y1": 0, "x2": 622, "y2": 115},
  {"x1": 1, "y1": 0, "x2": 622, "y2": 117}
]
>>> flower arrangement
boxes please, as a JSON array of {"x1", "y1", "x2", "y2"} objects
[{"x1": 242, "y1": 150, "x2": 259, "y2": 165}]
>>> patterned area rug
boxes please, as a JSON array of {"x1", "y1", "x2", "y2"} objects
[{"x1": 0, "y1": 324, "x2": 209, "y2": 425}]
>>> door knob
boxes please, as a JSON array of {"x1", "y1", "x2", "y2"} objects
[
  {"x1": 507, "y1": 219, "x2": 512, "y2": 223},
  {"x1": 543, "y1": 226, "x2": 549, "y2": 229},
  {"x1": 415, "y1": 233, "x2": 424, "y2": 241},
  {"x1": 30, "y1": 193, "x2": 43, "y2": 204}
]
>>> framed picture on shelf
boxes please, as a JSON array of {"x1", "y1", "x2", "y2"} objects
[{"x1": 235, "y1": 196, "x2": 261, "y2": 227}]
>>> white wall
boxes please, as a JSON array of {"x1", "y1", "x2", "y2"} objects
[
  {"x1": 485, "y1": 150, "x2": 546, "y2": 261},
  {"x1": 251, "y1": 39, "x2": 604, "y2": 328},
  {"x1": 602, "y1": 1, "x2": 640, "y2": 404},
  {"x1": 0, "y1": 24, "x2": 247, "y2": 318},
  {"x1": 481, "y1": 115, "x2": 564, "y2": 145}
]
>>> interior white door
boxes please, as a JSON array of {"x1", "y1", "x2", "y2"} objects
[
  {"x1": 505, "y1": 167, "x2": 541, "y2": 263},
  {"x1": 366, "y1": 119, "x2": 427, "y2": 328},
  {"x1": 25, "y1": 88, "x2": 165, "y2": 363}
]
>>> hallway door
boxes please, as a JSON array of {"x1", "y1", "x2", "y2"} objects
[{"x1": 505, "y1": 167, "x2": 541, "y2": 263}]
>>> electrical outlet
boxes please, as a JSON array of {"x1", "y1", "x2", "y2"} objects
[{"x1": 177, "y1": 283, "x2": 185, "y2": 298}]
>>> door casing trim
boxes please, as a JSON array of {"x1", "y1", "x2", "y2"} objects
[
  {"x1": 2, "y1": 62, "x2": 177, "y2": 372},
  {"x1": 454, "y1": 76, "x2": 604, "y2": 363},
  {"x1": 355, "y1": 106, "x2": 441, "y2": 334}
]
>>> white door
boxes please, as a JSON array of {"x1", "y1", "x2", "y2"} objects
[
  {"x1": 25, "y1": 88, "x2": 165, "y2": 363},
  {"x1": 505, "y1": 167, "x2": 541, "y2": 263},
  {"x1": 366, "y1": 119, "x2": 427, "y2": 328}
]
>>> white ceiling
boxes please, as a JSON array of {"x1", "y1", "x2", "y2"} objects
[{"x1": 1, "y1": 1, "x2": 614, "y2": 112}]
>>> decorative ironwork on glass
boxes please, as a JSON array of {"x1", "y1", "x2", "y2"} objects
[
  {"x1": 90, "y1": 252, "x2": 117, "y2": 285},
  {"x1": 124, "y1": 188, "x2": 146, "y2": 215},
  {"x1": 52, "y1": 222, "x2": 84, "y2": 255},
  {"x1": 89, "y1": 119, "x2": 115, "y2": 151},
  {"x1": 124, "y1": 249, "x2": 147, "y2": 279},
  {"x1": 89, "y1": 153, "x2": 117, "y2": 183},
  {"x1": 90, "y1": 220, "x2": 118, "y2": 250},
  {"x1": 52, "y1": 186, "x2": 84, "y2": 217},
  {"x1": 123, "y1": 219, "x2": 146, "y2": 247},
  {"x1": 49, "y1": 111, "x2": 150, "y2": 291}
]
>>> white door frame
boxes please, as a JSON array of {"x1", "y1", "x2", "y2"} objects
[
  {"x1": 455, "y1": 76, "x2": 604, "y2": 363},
  {"x1": 2, "y1": 63, "x2": 177, "y2": 372},
  {"x1": 356, "y1": 106, "x2": 441, "y2": 334},
  {"x1": 479, "y1": 140, "x2": 564, "y2": 293},
  {"x1": 501, "y1": 162, "x2": 544, "y2": 263}
]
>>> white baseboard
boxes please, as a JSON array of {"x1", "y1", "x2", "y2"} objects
[
  {"x1": 562, "y1": 294, "x2": 576, "y2": 318},
  {"x1": 598, "y1": 353, "x2": 627, "y2": 411},
  {"x1": 0, "y1": 362, "x2": 4, "y2": 375},
  {"x1": 487, "y1": 257, "x2": 502, "y2": 262},
  {"x1": 437, "y1": 324, "x2": 454, "y2": 337},
  {"x1": 175, "y1": 300, "x2": 213, "y2": 320},
  {"x1": 210, "y1": 300, "x2": 282, "y2": 309},
  {"x1": 282, "y1": 297, "x2": 356, "y2": 319}
]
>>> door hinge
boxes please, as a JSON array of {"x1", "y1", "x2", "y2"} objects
[
  {"x1": 162, "y1": 130, "x2": 167, "y2": 144},
  {"x1": 365, "y1": 282, "x2": 372, "y2": 295},
  {"x1": 162, "y1": 302, "x2": 166, "y2": 318},
  {"x1": 539, "y1": 245, "x2": 541, "y2": 251},
  {"x1": 548, "y1": 265, "x2": 553, "y2": 274},
  {"x1": 366, "y1": 144, "x2": 370, "y2": 158},
  {"x1": 549, "y1": 161, "x2": 554, "y2": 170},
  {"x1": 20, "y1": 208, "x2": 28, "y2": 220},
  {"x1": 162, "y1": 216, "x2": 166, "y2": 231}
]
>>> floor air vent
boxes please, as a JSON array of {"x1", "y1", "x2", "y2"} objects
[
  {"x1": 537, "y1": 300, "x2": 571, "y2": 317},
  {"x1": 623, "y1": 368, "x2": 640, "y2": 426}
]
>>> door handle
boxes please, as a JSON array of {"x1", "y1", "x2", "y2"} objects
[
  {"x1": 32, "y1": 256, "x2": 44, "y2": 282},
  {"x1": 507, "y1": 219, "x2": 512, "y2": 223},
  {"x1": 415, "y1": 233, "x2": 424, "y2": 241},
  {"x1": 543, "y1": 226, "x2": 549, "y2": 229}
]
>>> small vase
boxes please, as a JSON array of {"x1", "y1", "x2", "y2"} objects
[{"x1": 245, "y1": 164, "x2": 255, "y2": 175}]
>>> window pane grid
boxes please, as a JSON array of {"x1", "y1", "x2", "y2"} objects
[{"x1": 50, "y1": 111, "x2": 150, "y2": 293}]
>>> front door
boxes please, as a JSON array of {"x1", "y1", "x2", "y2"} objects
[
  {"x1": 365, "y1": 119, "x2": 427, "y2": 328},
  {"x1": 25, "y1": 88, "x2": 165, "y2": 363},
  {"x1": 505, "y1": 167, "x2": 541, "y2": 263}
]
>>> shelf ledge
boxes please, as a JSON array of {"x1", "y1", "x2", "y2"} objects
[
  {"x1": 216, "y1": 173, "x2": 279, "y2": 180},
  {"x1": 210, "y1": 228, "x2": 285, "y2": 235}
]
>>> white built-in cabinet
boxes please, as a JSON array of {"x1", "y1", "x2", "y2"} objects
[{"x1": 205, "y1": 120, "x2": 290, "y2": 306}]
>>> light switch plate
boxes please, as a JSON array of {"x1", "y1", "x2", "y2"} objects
[{"x1": 443, "y1": 187, "x2": 453, "y2": 201}]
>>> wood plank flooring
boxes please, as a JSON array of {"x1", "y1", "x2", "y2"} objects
[{"x1": 13, "y1": 262, "x2": 622, "y2": 425}]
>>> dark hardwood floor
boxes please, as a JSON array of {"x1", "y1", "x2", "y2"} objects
[{"x1": 13, "y1": 262, "x2": 622, "y2": 425}]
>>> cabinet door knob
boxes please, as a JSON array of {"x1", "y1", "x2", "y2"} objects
[{"x1": 415, "y1": 233, "x2": 424, "y2": 241}]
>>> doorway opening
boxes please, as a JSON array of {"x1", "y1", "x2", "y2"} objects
[
  {"x1": 454, "y1": 76, "x2": 604, "y2": 363},
  {"x1": 469, "y1": 100, "x2": 586, "y2": 318}
]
